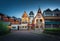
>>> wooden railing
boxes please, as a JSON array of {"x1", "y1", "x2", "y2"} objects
[{"x1": 45, "y1": 16, "x2": 60, "y2": 19}]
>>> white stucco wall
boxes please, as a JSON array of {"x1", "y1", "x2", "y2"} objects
[{"x1": 11, "y1": 24, "x2": 28, "y2": 30}]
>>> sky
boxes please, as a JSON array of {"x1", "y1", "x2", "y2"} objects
[{"x1": 0, "y1": 0, "x2": 60, "y2": 18}]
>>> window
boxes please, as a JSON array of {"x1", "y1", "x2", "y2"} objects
[
  {"x1": 25, "y1": 26, "x2": 26, "y2": 28},
  {"x1": 44, "y1": 12, "x2": 53, "y2": 16},
  {"x1": 12, "y1": 27, "x2": 16, "y2": 29},
  {"x1": 40, "y1": 19, "x2": 42, "y2": 22},
  {"x1": 53, "y1": 24, "x2": 59, "y2": 28},
  {"x1": 36, "y1": 19, "x2": 38, "y2": 22},
  {"x1": 55, "y1": 14, "x2": 60, "y2": 16},
  {"x1": 13, "y1": 27, "x2": 16, "y2": 28},
  {"x1": 45, "y1": 20, "x2": 52, "y2": 22},
  {"x1": 45, "y1": 24, "x2": 51, "y2": 28},
  {"x1": 36, "y1": 19, "x2": 42, "y2": 24},
  {"x1": 22, "y1": 26, "x2": 24, "y2": 28}
]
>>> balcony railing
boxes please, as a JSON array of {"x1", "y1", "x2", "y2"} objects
[
  {"x1": 22, "y1": 22, "x2": 28, "y2": 24},
  {"x1": 45, "y1": 22, "x2": 60, "y2": 24},
  {"x1": 45, "y1": 16, "x2": 60, "y2": 19}
]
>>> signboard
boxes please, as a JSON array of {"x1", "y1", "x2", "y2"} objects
[{"x1": 28, "y1": 24, "x2": 35, "y2": 26}]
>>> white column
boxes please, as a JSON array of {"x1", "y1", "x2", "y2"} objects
[
  {"x1": 35, "y1": 19, "x2": 36, "y2": 24},
  {"x1": 59, "y1": 25, "x2": 60, "y2": 28},
  {"x1": 39, "y1": 19, "x2": 40, "y2": 29},
  {"x1": 35, "y1": 19, "x2": 36, "y2": 30},
  {"x1": 51, "y1": 24, "x2": 53, "y2": 28}
]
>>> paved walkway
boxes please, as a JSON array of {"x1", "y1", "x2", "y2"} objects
[{"x1": 0, "y1": 30, "x2": 60, "y2": 41}]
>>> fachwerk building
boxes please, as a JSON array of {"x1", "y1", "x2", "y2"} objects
[{"x1": 0, "y1": 8, "x2": 60, "y2": 30}]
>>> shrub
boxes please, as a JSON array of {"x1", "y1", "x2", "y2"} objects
[
  {"x1": 0, "y1": 21, "x2": 10, "y2": 35},
  {"x1": 43, "y1": 28, "x2": 60, "y2": 36}
]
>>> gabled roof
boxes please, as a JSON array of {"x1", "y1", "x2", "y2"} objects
[
  {"x1": 29, "y1": 11, "x2": 34, "y2": 15},
  {"x1": 17, "y1": 18, "x2": 21, "y2": 21},
  {"x1": 7, "y1": 16, "x2": 11, "y2": 19},
  {"x1": 12, "y1": 16, "x2": 16, "y2": 18},
  {"x1": 0, "y1": 13, "x2": 5, "y2": 16},
  {"x1": 53, "y1": 8, "x2": 60, "y2": 12},
  {"x1": 22, "y1": 11, "x2": 29, "y2": 18},
  {"x1": 44, "y1": 8, "x2": 52, "y2": 12}
]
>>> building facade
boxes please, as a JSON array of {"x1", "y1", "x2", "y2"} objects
[
  {"x1": 43, "y1": 8, "x2": 60, "y2": 28},
  {"x1": 0, "y1": 8, "x2": 60, "y2": 30},
  {"x1": 21, "y1": 11, "x2": 30, "y2": 30},
  {"x1": 33, "y1": 8, "x2": 44, "y2": 29},
  {"x1": 29, "y1": 11, "x2": 34, "y2": 29}
]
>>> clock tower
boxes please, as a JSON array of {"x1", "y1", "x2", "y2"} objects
[{"x1": 34, "y1": 8, "x2": 44, "y2": 29}]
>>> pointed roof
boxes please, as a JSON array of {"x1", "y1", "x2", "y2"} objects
[
  {"x1": 29, "y1": 11, "x2": 34, "y2": 15},
  {"x1": 12, "y1": 16, "x2": 16, "y2": 18},
  {"x1": 7, "y1": 16, "x2": 11, "y2": 19},
  {"x1": 0, "y1": 13, "x2": 5, "y2": 16},
  {"x1": 53, "y1": 8, "x2": 60, "y2": 12},
  {"x1": 22, "y1": 11, "x2": 29, "y2": 18},
  {"x1": 44, "y1": 8, "x2": 52, "y2": 12},
  {"x1": 34, "y1": 8, "x2": 44, "y2": 18},
  {"x1": 37, "y1": 8, "x2": 41, "y2": 13},
  {"x1": 37, "y1": 8, "x2": 42, "y2": 15}
]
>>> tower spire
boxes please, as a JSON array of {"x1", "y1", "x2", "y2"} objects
[{"x1": 38, "y1": 8, "x2": 41, "y2": 13}]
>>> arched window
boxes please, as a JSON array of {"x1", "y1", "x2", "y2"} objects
[{"x1": 40, "y1": 19, "x2": 42, "y2": 22}]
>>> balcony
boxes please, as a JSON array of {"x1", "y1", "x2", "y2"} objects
[
  {"x1": 45, "y1": 16, "x2": 60, "y2": 19},
  {"x1": 45, "y1": 22, "x2": 60, "y2": 24},
  {"x1": 22, "y1": 22, "x2": 28, "y2": 24}
]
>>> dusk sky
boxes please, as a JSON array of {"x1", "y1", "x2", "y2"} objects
[{"x1": 0, "y1": 0, "x2": 60, "y2": 18}]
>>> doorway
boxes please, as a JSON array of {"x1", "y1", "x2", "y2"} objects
[{"x1": 18, "y1": 26, "x2": 19, "y2": 30}]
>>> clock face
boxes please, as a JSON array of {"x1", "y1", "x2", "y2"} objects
[
  {"x1": 37, "y1": 13, "x2": 41, "y2": 18},
  {"x1": 38, "y1": 16, "x2": 41, "y2": 18}
]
